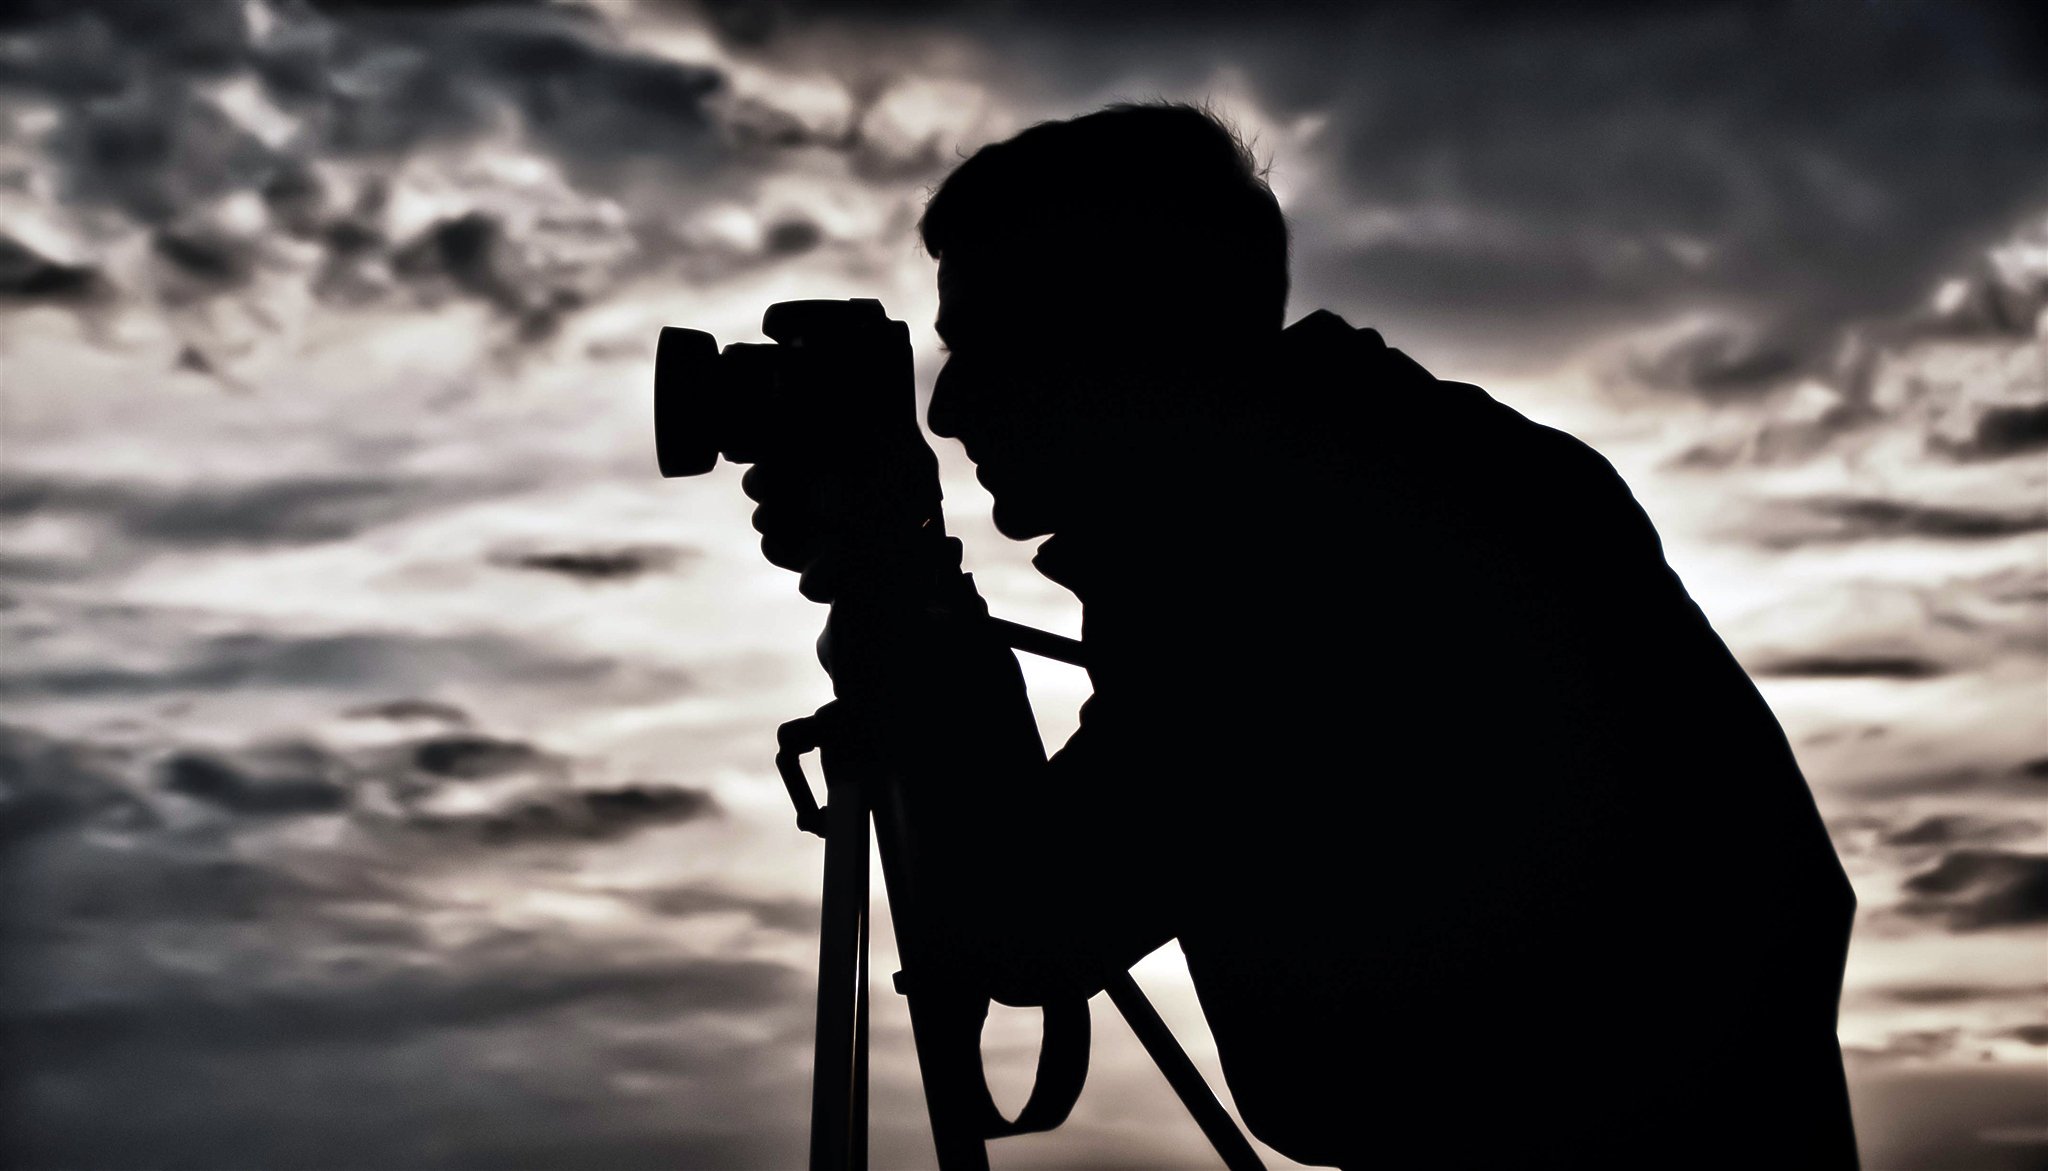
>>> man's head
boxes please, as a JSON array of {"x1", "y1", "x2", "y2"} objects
[{"x1": 920, "y1": 103, "x2": 1290, "y2": 540}]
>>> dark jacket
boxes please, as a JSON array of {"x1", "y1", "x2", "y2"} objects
[{"x1": 922, "y1": 310, "x2": 1859, "y2": 1169}]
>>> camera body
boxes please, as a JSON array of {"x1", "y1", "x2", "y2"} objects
[
  {"x1": 655, "y1": 298, "x2": 949, "y2": 588},
  {"x1": 655, "y1": 298, "x2": 915, "y2": 471}
]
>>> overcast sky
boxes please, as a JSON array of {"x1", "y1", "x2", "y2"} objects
[{"x1": 2, "y1": 1, "x2": 2045, "y2": 1168}]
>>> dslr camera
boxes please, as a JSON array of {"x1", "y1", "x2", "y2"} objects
[{"x1": 653, "y1": 298, "x2": 954, "y2": 596}]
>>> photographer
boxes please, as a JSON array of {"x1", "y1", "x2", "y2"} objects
[{"x1": 741, "y1": 103, "x2": 1859, "y2": 1170}]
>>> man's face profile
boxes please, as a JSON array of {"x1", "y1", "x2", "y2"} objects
[
  {"x1": 928, "y1": 253, "x2": 1240, "y2": 544},
  {"x1": 929, "y1": 256, "x2": 1099, "y2": 541}
]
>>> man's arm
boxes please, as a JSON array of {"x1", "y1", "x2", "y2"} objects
[{"x1": 818, "y1": 573, "x2": 1175, "y2": 1007}]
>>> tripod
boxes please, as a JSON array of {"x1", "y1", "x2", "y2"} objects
[{"x1": 775, "y1": 611, "x2": 1269, "y2": 1171}]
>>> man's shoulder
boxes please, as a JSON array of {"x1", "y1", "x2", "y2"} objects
[{"x1": 1286, "y1": 310, "x2": 1636, "y2": 508}]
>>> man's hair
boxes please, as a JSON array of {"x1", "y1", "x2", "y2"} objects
[{"x1": 919, "y1": 102, "x2": 1290, "y2": 331}]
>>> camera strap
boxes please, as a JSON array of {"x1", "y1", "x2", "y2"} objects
[{"x1": 905, "y1": 982, "x2": 1091, "y2": 1138}]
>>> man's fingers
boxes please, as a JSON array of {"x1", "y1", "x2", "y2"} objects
[
  {"x1": 740, "y1": 464, "x2": 779, "y2": 504},
  {"x1": 756, "y1": 505, "x2": 831, "y2": 573}
]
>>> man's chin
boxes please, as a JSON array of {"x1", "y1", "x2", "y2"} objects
[{"x1": 990, "y1": 498, "x2": 1054, "y2": 541}]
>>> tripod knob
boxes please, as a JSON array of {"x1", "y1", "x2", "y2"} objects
[{"x1": 775, "y1": 703, "x2": 839, "y2": 837}]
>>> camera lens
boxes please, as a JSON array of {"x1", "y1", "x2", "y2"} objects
[{"x1": 654, "y1": 327, "x2": 720, "y2": 477}]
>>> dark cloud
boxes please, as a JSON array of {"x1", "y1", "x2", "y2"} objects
[
  {"x1": 0, "y1": 235, "x2": 108, "y2": 303},
  {"x1": 1271, "y1": 3, "x2": 2048, "y2": 364},
  {"x1": 0, "y1": 0, "x2": 818, "y2": 350},
  {"x1": 1658, "y1": 209, "x2": 2046, "y2": 468},
  {"x1": 152, "y1": 227, "x2": 265, "y2": 301},
  {"x1": 12, "y1": 949, "x2": 794, "y2": 1057},
  {"x1": 46, "y1": 78, "x2": 282, "y2": 226},
  {"x1": 1747, "y1": 496, "x2": 2048, "y2": 550},
  {"x1": 1842, "y1": 758, "x2": 2048, "y2": 800},
  {"x1": 344, "y1": 697, "x2": 473, "y2": 724},
  {"x1": 30, "y1": 848, "x2": 404, "y2": 927},
  {"x1": 1625, "y1": 320, "x2": 1803, "y2": 398},
  {"x1": 763, "y1": 218, "x2": 824, "y2": 256},
  {"x1": 1999, "y1": 1024, "x2": 2048, "y2": 1047},
  {"x1": 0, "y1": 473, "x2": 465, "y2": 550},
  {"x1": 159, "y1": 744, "x2": 350, "y2": 816},
  {"x1": 1899, "y1": 850, "x2": 2048, "y2": 931},
  {"x1": 0, "y1": 628, "x2": 631, "y2": 700},
  {"x1": 410, "y1": 733, "x2": 557, "y2": 780},
  {"x1": 410, "y1": 781, "x2": 719, "y2": 846},
  {"x1": 495, "y1": 544, "x2": 696, "y2": 583},
  {"x1": 1881, "y1": 815, "x2": 2044, "y2": 849},
  {"x1": 1869, "y1": 982, "x2": 2047, "y2": 1007},
  {"x1": 0, "y1": 722, "x2": 149, "y2": 846},
  {"x1": 387, "y1": 210, "x2": 589, "y2": 340},
  {"x1": 1935, "y1": 404, "x2": 2048, "y2": 462},
  {"x1": 617, "y1": 883, "x2": 818, "y2": 933},
  {"x1": 1846, "y1": 1066, "x2": 2048, "y2": 1171},
  {"x1": 12, "y1": 0, "x2": 2038, "y2": 375},
  {"x1": 335, "y1": 5, "x2": 726, "y2": 172},
  {"x1": 1751, "y1": 654, "x2": 1947, "y2": 681}
]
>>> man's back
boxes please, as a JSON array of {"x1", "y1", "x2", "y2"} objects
[{"x1": 1022, "y1": 311, "x2": 1859, "y2": 1168}]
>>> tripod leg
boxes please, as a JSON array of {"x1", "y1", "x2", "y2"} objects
[
  {"x1": 1105, "y1": 972, "x2": 1267, "y2": 1171},
  {"x1": 853, "y1": 899, "x2": 869, "y2": 1162},
  {"x1": 899, "y1": 988, "x2": 994, "y2": 1171},
  {"x1": 809, "y1": 780, "x2": 870, "y2": 1171}
]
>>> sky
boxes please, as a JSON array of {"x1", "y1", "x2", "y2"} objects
[{"x1": 0, "y1": 0, "x2": 2044, "y2": 1167}]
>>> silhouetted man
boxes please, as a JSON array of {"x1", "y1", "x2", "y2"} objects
[{"x1": 746, "y1": 104, "x2": 1859, "y2": 1169}]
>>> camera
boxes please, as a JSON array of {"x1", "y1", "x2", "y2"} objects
[
  {"x1": 655, "y1": 297, "x2": 918, "y2": 475},
  {"x1": 654, "y1": 298, "x2": 949, "y2": 588}
]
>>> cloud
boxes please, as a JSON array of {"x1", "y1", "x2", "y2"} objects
[
  {"x1": 1880, "y1": 815, "x2": 2045, "y2": 850},
  {"x1": 1624, "y1": 317, "x2": 1803, "y2": 398},
  {"x1": 1833, "y1": 758, "x2": 2048, "y2": 801},
  {"x1": 343, "y1": 697, "x2": 473, "y2": 724},
  {"x1": 1, "y1": 704, "x2": 796, "y2": 1169},
  {"x1": 1843, "y1": 1027, "x2": 1962, "y2": 1062},
  {"x1": 493, "y1": 544, "x2": 697, "y2": 583},
  {"x1": 1868, "y1": 982, "x2": 2048, "y2": 1007},
  {"x1": 409, "y1": 732, "x2": 558, "y2": 780},
  {"x1": 0, "y1": 628, "x2": 636, "y2": 700},
  {"x1": 0, "y1": 234, "x2": 109, "y2": 302},
  {"x1": 159, "y1": 743, "x2": 351, "y2": 816},
  {"x1": 1271, "y1": 3, "x2": 2048, "y2": 364},
  {"x1": 340, "y1": 728, "x2": 720, "y2": 846},
  {"x1": 1899, "y1": 850, "x2": 2048, "y2": 931},
  {"x1": 407, "y1": 781, "x2": 720, "y2": 846},
  {"x1": 1997, "y1": 1024, "x2": 2048, "y2": 1047},
  {"x1": 29, "y1": 846, "x2": 407, "y2": 928},
  {"x1": 0, "y1": 473, "x2": 483, "y2": 550},
  {"x1": 1934, "y1": 403, "x2": 2048, "y2": 461},
  {"x1": 1655, "y1": 208, "x2": 2046, "y2": 473},
  {"x1": 614, "y1": 883, "x2": 818, "y2": 933},
  {"x1": 1751, "y1": 654, "x2": 1946, "y2": 681},
  {"x1": 1746, "y1": 496, "x2": 2048, "y2": 550},
  {"x1": 12, "y1": 949, "x2": 793, "y2": 1056},
  {"x1": 0, "y1": 722, "x2": 152, "y2": 845},
  {"x1": 132, "y1": 721, "x2": 715, "y2": 845},
  {"x1": 0, "y1": 0, "x2": 966, "y2": 372}
]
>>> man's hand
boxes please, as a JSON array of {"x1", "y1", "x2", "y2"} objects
[
  {"x1": 740, "y1": 462, "x2": 839, "y2": 601},
  {"x1": 739, "y1": 430, "x2": 944, "y2": 604}
]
